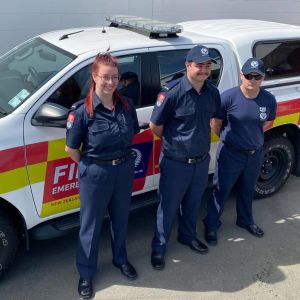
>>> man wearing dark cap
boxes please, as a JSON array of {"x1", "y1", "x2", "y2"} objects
[
  {"x1": 119, "y1": 71, "x2": 140, "y2": 105},
  {"x1": 149, "y1": 45, "x2": 221, "y2": 270},
  {"x1": 203, "y1": 58, "x2": 277, "y2": 245}
]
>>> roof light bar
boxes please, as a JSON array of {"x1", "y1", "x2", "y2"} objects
[{"x1": 106, "y1": 15, "x2": 183, "y2": 37}]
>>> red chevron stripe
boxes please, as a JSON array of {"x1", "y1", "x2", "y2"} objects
[
  {"x1": 277, "y1": 98, "x2": 300, "y2": 117},
  {"x1": 26, "y1": 142, "x2": 48, "y2": 165},
  {"x1": 0, "y1": 145, "x2": 25, "y2": 173}
]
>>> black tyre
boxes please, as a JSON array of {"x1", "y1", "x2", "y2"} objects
[
  {"x1": 0, "y1": 212, "x2": 18, "y2": 277},
  {"x1": 254, "y1": 135, "x2": 295, "y2": 199}
]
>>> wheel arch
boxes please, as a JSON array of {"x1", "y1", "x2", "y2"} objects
[
  {"x1": 0, "y1": 197, "x2": 29, "y2": 250},
  {"x1": 265, "y1": 123, "x2": 300, "y2": 176}
]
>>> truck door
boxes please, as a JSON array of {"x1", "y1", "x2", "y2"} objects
[{"x1": 23, "y1": 50, "x2": 155, "y2": 219}]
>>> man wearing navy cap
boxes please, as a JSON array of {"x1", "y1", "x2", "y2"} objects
[
  {"x1": 149, "y1": 45, "x2": 221, "y2": 270},
  {"x1": 203, "y1": 58, "x2": 277, "y2": 245}
]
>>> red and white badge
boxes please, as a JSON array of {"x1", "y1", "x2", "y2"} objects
[
  {"x1": 66, "y1": 112, "x2": 75, "y2": 129},
  {"x1": 156, "y1": 92, "x2": 166, "y2": 107}
]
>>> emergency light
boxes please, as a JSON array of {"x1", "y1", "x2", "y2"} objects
[{"x1": 106, "y1": 15, "x2": 183, "y2": 38}]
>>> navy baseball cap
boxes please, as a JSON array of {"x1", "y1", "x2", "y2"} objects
[
  {"x1": 186, "y1": 45, "x2": 217, "y2": 64},
  {"x1": 241, "y1": 58, "x2": 265, "y2": 76}
]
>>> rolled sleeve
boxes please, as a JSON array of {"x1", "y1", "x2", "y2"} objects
[
  {"x1": 66, "y1": 109, "x2": 85, "y2": 149},
  {"x1": 212, "y1": 89, "x2": 222, "y2": 118},
  {"x1": 267, "y1": 95, "x2": 277, "y2": 121},
  {"x1": 150, "y1": 92, "x2": 173, "y2": 125}
]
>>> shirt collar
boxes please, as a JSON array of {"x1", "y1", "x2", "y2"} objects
[
  {"x1": 181, "y1": 75, "x2": 208, "y2": 93},
  {"x1": 92, "y1": 91, "x2": 102, "y2": 108},
  {"x1": 181, "y1": 75, "x2": 193, "y2": 92},
  {"x1": 92, "y1": 91, "x2": 120, "y2": 112}
]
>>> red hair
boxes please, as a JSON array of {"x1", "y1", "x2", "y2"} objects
[{"x1": 85, "y1": 53, "x2": 128, "y2": 117}]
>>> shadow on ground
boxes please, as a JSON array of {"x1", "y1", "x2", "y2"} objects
[{"x1": 0, "y1": 177, "x2": 299, "y2": 299}]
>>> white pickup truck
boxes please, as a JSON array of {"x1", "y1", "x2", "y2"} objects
[{"x1": 1, "y1": 15, "x2": 300, "y2": 276}]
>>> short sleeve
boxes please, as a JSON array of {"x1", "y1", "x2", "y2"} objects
[
  {"x1": 127, "y1": 98, "x2": 140, "y2": 134},
  {"x1": 212, "y1": 88, "x2": 222, "y2": 119},
  {"x1": 66, "y1": 108, "x2": 86, "y2": 149},
  {"x1": 267, "y1": 95, "x2": 277, "y2": 121},
  {"x1": 215, "y1": 90, "x2": 230, "y2": 120},
  {"x1": 150, "y1": 92, "x2": 174, "y2": 125}
]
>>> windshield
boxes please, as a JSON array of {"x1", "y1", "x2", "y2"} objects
[{"x1": 0, "y1": 37, "x2": 76, "y2": 116}]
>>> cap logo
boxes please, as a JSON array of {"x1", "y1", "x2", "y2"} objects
[
  {"x1": 251, "y1": 60, "x2": 259, "y2": 68},
  {"x1": 201, "y1": 47, "x2": 208, "y2": 55}
]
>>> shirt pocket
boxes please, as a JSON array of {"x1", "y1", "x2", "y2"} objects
[
  {"x1": 175, "y1": 107, "x2": 196, "y2": 119},
  {"x1": 91, "y1": 122, "x2": 110, "y2": 133},
  {"x1": 89, "y1": 121, "x2": 110, "y2": 145}
]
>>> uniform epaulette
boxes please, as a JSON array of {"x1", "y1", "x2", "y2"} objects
[
  {"x1": 70, "y1": 99, "x2": 85, "y2": 111},
  {"x1": 162, "y1": 78, "x2": 181, "y2": 92}
]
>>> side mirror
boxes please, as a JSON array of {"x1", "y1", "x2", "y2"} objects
[{"x1": 32, "y1": 102, "x2": 69, "y2": 128}]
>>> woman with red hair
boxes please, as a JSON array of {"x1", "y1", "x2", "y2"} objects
[{"x1": 65, "y1": 53, "x2": 139, "y2": 299}]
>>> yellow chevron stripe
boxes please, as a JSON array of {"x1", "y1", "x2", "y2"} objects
[
  {"x1": 273, "y1": 113, "x2": 299, "y2": 127},
  {"x1": 0, "y1": 167, "x2": 29, "y2": 194},
  {"x1": 211, "y1": 131, "x2": 220, "y2": 142},
  {"x1": 47, "y1": 138, "x2": 68, "y2": 161},
  {"x1": 27, "y1": 162, "x2": 47, "y2": 184},
  {"x1": 40, "y1": 194, "x2": 80, "y2": 217}
]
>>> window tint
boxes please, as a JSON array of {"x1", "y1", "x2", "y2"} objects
[
  {"x1": 118, "y1": 54, "x2": 141, "y2": 106},
  {"x1": 47, "y1": 54, "x2": 142, "y2": 109},
  {"x1": 157, "y1": 48, "x2": 222, "y2": 87},
  {"x1": 47, "y1": 65, "x2": 90, "y2": 109},
  {"x1": 254, "y1": 40, "x2": 300, "y2": 80},
  {"x1": 0, "y1": 37, "x2": 75, "y2": 114}
]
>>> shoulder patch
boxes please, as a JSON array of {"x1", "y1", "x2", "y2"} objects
[
  {"x1": 156, "y1": 92, "x2": 166, "y2": 107},
  {"x1": 66, "y1": 112, "x2": 75, "y2": 129}
]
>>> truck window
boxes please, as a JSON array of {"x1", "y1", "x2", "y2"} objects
[
  {"x1": 47, "y1": 65, "x2": 90, "y2": 109},
  {"x1": 0, "y1": 37, "x2": 75, "y2": 115},
  {"x1": 254, "y1": 40, "x2": 300, "y2": 80},
  {"x1": 118, "y1": 54, "x2": 141, "y2": 107},
  {"x1": 157, "y1": 48, "x2": 222, "y2": 87},
  {"x1": 47, "y1": 54, "x2": 142, "y2": 109}
]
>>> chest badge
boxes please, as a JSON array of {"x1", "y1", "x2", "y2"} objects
[{"x1": 259, "y1": 107, "x2": 267, "y2": 120}]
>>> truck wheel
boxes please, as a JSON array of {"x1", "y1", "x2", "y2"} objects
[
  {"x1": 254, "y1": 135, "x2": 295, "y2": 199},
  {"x1": 0, "y1": 213, "x2": 18, "y2": 277}
]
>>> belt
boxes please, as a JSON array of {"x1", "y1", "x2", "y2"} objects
[
  {"x1": 222, "y1": 141, "x2": 258, "y2": 155},
  {"x1": 87, "y1": 151, "x2": 136, "y2": 166},
  {"x1": 165, "y1": 152, "x2": 208, "y2": 164}
]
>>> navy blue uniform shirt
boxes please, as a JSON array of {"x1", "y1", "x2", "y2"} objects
[
  {"x1": 218, "y1": 87, "x2": 277, "y2": 150},
  {"x1": 151, "y1": 76, "x2": 221, "y2": 158},
  {"x1": 66, "y1": 92, "x2": 139, "y2": 159}
]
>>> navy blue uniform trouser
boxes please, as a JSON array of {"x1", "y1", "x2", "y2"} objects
[
  {"x1": 204, "y1": 142, "x2": 264, "y2": 231},
  {"x1": 152, "y1": 155, "x2": 210, "y2": 254},
  {"x1": 76, "y1": 156, "x2": 135, "y2": 279}
]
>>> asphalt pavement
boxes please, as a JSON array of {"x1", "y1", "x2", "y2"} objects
[{"x1": 0, "y1": 176, "x2": 299, "y2": 300}]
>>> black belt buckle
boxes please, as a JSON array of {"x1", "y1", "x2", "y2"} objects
[{"x1": 187, "y1": 158, "x2": 197, "y2": 164}]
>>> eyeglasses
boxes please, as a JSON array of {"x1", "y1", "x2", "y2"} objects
[
  {"x1": 95, "y1": 74, "x2": 120, "y2": 82},
  {"x1": 243, "y1": 74, "x2": 263, "y2": 80}
]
